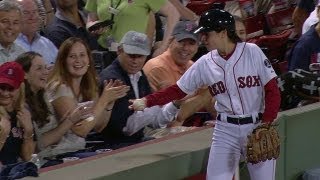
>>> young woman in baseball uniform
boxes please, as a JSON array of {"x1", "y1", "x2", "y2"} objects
[{"x1": 131, "y1": 9, "x2": 281, "y2": 180}]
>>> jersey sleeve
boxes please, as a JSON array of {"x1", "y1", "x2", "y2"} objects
[
  {"x1": 251, "y1": 44, "x2": 278, "y2": 86},
  {"x1": 177, "y1": 56, "x2": 207, "y2": 95}
]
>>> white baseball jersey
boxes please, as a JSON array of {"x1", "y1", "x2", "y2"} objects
[{"x1": 177, "y1": 42, "x2": 277, "y2": 116}]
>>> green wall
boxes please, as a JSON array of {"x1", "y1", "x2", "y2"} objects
[
  {"x1": 26, "y1": 103, "x2": 320, "y2": 180},
  {"x1": 275, "y1": 103, "x2": 320, "y2": 180}
]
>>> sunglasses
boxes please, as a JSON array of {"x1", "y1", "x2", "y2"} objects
[{"x1": 0, "y1": 84, "x2": 15, "y2": 92}]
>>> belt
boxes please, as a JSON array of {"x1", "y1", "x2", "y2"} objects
[{"x1": 217, "y1": 113, "x2": 262, "y2": 125}]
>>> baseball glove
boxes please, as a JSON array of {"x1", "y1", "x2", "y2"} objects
[{"x1": 246, "y1": 123, "x2": 280, "y2": 164}]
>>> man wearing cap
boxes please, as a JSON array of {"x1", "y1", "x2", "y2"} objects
[
  {"x1": 98, "y1": 31, "x2": 180, "y2": 147},
  {"x1": 0, "y1": 62, "x2": 35, "y2": 165},
  {"x1": 143, "y1": 21, "x2": 215, "y2": 126},
  {"x1": 144, "y1": 21, "x2": 198, "y2": 92}
]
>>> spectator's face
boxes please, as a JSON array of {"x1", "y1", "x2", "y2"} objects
[
  {"x1": 235, "y1": 21, "x2": 246, "y2": 41},
  {"x1": 170, "y1": 38, "x2": 198, "y2": 66},
  {"x1": 25, "y1": 56, "x2": 49, "y2": 92},
  {"x1": 20, "y1": 0, "x2": 40, "y2": 35},
  {"x1": 57, "y1": 0, "x2": 78, "y2": 9},
  {"x1": 0, "y1": 10, "x2": 21, "y2": 48},
  {"x1": 0, "y1": 84, "x2": 18, "y2": 106},
  {"x1": 118, "y1": 48, "x2": 147, "y2": 74},
  {"x1": 66, "y1": 42, "x2": 90, "y2": 78}
]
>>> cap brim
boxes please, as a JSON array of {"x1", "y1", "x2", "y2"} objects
[
  {"x1": 0, "y1": 77, "x2": 18, "y2": 89},
  {"x1": 174, "y1": 33, "x2": 198, "y2": 42},
  {"x1": 123, "y1": 44, "x2": 150, "y2": 56}
]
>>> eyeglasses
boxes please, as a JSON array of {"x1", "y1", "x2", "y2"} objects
[
  {"x1": 0, "y1": 84, "x2": 14, "y2": 92},
  {"x1": 126, "y1": 54, "x2": 145, "y2": 59}
]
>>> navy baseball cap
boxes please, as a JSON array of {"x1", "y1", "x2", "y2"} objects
[{"x1": 193, "y1": 9, "x2": 235, "y2": 34}]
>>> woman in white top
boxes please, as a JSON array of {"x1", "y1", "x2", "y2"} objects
[{"x1": 47, "y1": 37, "x2": 129, "y2": 140}]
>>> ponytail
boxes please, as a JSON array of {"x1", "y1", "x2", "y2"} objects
[{"x1": 227, "y1": 30, "x2": 242, "y2": 43}]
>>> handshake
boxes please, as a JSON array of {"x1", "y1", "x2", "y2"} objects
[{"x1": 129, "y1": 98, "x2": 147, "y2": 111}]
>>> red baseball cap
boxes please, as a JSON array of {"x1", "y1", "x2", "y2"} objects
[{"x1": 0, "y1": 62, "x2": 24, "y2": 89}]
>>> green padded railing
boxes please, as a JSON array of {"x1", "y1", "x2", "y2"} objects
[{"x1": 26, "y1": 102, "x2": 320, "y2": 180}]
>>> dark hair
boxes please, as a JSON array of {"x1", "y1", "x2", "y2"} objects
[
  {"x1": 228, "y1": 30, "x2": 242, "y2": 43},
  {"x1": 210, "y1": 2, "x2": 225, "y2": 10},
  {"x1": 214, "y1": 27, "x2": 242, "y2": 44},
  {"x1": 15, "y1": 51, "x2": 51, "y2": 128},
  {"x1": 230, "y1": 15, "x2": 245, "y2": 43}
]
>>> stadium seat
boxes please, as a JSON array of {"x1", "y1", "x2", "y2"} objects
[
  {"x1": 265, "y1": 7, "x2": 295, "y2": 34},
  {"x1": 91, "y1": 51, "x2": 114, "y2": 73},
  {"x1": 245, "y1": 14, "x2": 266, "y2": 40},
  {"x1": 186, "y1": 0, "x2": 217, "y2": 15},
  {"x1": 255, "y1": 29, "x2": 292, "y2": 61}
]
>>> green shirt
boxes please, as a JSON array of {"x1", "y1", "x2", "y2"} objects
[{"x1": 85, "y1": 0, "x2": 166, "y2": 48}]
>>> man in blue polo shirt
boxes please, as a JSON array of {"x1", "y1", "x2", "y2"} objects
[
  {"x1": 288, "y1": 1, "x2": 320, "y2": 71},
  {"x1": 16, "y1": 0, "x2": 57, "y2": 65}
]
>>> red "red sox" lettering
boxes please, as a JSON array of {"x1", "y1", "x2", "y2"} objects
[
  {"x1": 238, "y1": 75, "x2": 260, "y2": 88},
  {"x1": 209, "y1": 81, "x2": 225, "y2": 96},
  {"x1": 208, "y1": 76, "x2": 261, "y2": 96}
]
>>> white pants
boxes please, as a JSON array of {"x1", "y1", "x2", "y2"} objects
[{"x1": 206, "y1": 120, "x2": 276, "y2": 180}]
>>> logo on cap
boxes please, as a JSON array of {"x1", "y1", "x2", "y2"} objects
[
  {"x1": 132, "y1": 34, "x2": 146, "y2": 44},
  {"x1": 7, "y1": 68, "x2": 13, "y2": 75},
  {"x1": 185, "y1": 23, "x2": 195, "y2": 32}
]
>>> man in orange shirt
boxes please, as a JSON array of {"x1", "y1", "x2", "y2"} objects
[
  {"x1": 144, "y1": 20, "x2": 198, "y2": 91},
  {"x1": 144, "y1": 21, "x2": 215, "y2": 125}
]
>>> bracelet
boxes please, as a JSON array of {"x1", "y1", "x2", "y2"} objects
[{"x1": 23, "y1": 133, "x2": 34, "y2": 140}]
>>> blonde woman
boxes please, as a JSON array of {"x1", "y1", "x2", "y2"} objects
[{"x1": 47, "y1": 37, "x2": 129, "y2": 153}]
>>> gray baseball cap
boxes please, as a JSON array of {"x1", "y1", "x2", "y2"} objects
[
  {"x1": 120, "y1": 31, "x2": 150, "y2": 56},
  {"x1": 172, "y1": 21, "x2": 198, "y2": 42}
]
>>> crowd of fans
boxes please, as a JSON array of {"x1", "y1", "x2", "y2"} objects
[{"x1": 0, "y1": 0, "x2": 318, "y2": 177}]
